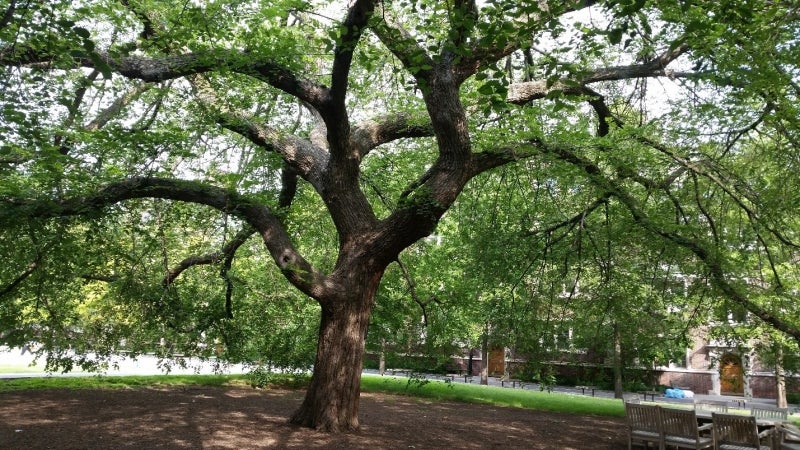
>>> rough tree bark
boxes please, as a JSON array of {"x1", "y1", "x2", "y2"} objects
[
  {"x1": 289, "y1": 268, "x2": 384, "y2": 431},
  {"x1": 776, "y1": 347, "x2": 787, "y2": 409},
  {"x1": 289, "y1": 301, "x2": 373, "y2": 431}
]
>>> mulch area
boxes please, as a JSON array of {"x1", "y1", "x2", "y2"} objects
[{"x1": 0, "y1": 386, "x2": 628, "y2": 449}]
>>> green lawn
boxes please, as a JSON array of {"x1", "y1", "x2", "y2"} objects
[{"x1": 360, "y1": 374, "x2": 626, "y2": 417}]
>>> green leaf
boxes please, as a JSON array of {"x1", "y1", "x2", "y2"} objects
[
  {"x1": 608, "y1": 27, "x2": 623, "y2": 45},
  {"x1": 477, "y1": 83, "x2": 495, "y2": 95},
  {"x1": 73, "y1": 27, "x2": 91, "y2": 39},
  {"x1": 89, "y1": 52, "x2": 113, "y2": 79}
]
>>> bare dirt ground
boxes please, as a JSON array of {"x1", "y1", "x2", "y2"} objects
[{"x1": 0, "y1": 386, "x2": 628, "y2": 449}]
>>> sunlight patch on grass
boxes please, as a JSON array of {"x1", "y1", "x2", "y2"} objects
[
  {"x1": 0, "y1": 374, "x2": 252, "y2": 392},
  {"x1": 0, "y1": 364, "x2": 45, "y2": 374},
  {"x1": 359, "y1": 374, "x2": 626, "y2": 417}
]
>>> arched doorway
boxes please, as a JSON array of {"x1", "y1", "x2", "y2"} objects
[
  {"x1": 719, "y1": 353, "x2": 745, "y2": 395},
  {"x1": 488, "y1": 347, "x2": 505, "y2": 376}
]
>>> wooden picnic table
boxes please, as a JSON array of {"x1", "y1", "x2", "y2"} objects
[
  {"x1": 693, "y1": 409, "x2": 787, "y2": 428},
  {"x1": 692, "y1": 410, "x2": 786, "y2": 450},
  {"x1": 447, "y1": 373, "x2": 473, "y2": 383},
  {"x1": 640, "y1": 390, "x2": 661, "y2": 401}
]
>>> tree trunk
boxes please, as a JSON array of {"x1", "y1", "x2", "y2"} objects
[
  {"x1": 289, "y1": 288, "x2": 375, "y2": 432},
  {"x1": 776, "y1": 346, "x2": 787, "y2": 409},
  {"x1": 480, "y1": 324, "x2": 489, "y2": 385},
  {"x1": 379, "y1": 338, "x2": 386, "y2": 376},
  {"x1": 612, "y1": 322, "x2": 623, "y2": 399}
]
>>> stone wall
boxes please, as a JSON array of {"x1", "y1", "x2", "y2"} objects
[{"x1": 658, "y1": 369, "x2": 713, "y2": 394}]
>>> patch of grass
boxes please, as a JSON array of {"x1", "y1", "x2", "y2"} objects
[
  {"x1": 359, "y1": 375, "x2": 626, "y2": 417},
  {"x1": 0, "y1": 374, "x2": 253, "y2": 392}
]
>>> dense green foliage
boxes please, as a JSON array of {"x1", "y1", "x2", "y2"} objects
[{"x1": 1, "y1": 1, "x2": 799, "y2": 426}]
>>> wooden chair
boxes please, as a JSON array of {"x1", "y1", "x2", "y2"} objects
[
  {"x1": 749, "y1": 404, "x2": 788, "y2": 420},
  {"x1": 660, "y1": 407, "x2": 713, "y2": 449},
  {"x1": 626, "y1": 402, "x2": 664, "y2": 450},
  {"x1": 711, "y1": 413, "x2": 772, "y2": 450},
  {"x1": 778, "y1": 423, "x2": 800, "y2": 450},
  {"x1": 695, "y1": 400, "x2": 729, "y2": 413}
]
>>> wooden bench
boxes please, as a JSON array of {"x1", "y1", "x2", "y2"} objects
[
  {"x1": 711, "y1": 412, "x2": 775, "y2": 450},
  {"x1": 446, "y1": 373, "x2": 473, "y2": 383},
  {"x1": 694, "y1": 393, "x2": 750, "y2": 410},
  {"x1": 500, "y1": 376, "x2": 524, "y2": 388},
  {"x1": 750, "y1": 404, "x2": 788, "y2": 420},
  {"x1": 695, "y1": 399, "x2": 729, "y2": 414},
  {"x1": 661, "y1": 407, "x2": 713, "y2": 449},
  {"x1": 387, "y1": 368, "x2": 413, "y2": 377},
  {"x1": 576, "y1": 385, "x2": 597, "y2": 396},
  {"x1": 640, "y1": 390, "x2": 661, "y2": 401},
  {"x1": 625, "y1": 402, "x2": 663, "y2": 450}
]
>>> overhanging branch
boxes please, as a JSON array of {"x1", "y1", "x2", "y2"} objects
[
  {"x1": 190, "y1": 75, "x2": 328, "y2": 184},
  {"x1": 541, "y1": 142, "x2": 800, "y2": 343},
  {"x1": 1, "y1": 177, "x2": 326, "y2": 298},
  {"x1": 507, "y1": 43, "x2": 692, "y2": 104},
  {"x1": 0, "y1": 46, "x2": 331, "y2": 111}
]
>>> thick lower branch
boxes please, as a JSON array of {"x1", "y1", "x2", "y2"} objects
[{"x1": 2, "y1": 177, "x2": 326, "y2": 299}]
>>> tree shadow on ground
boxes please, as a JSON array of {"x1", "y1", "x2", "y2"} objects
[{"x1": 0, "y1": 387, "x2": 627, "y2": 449}]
